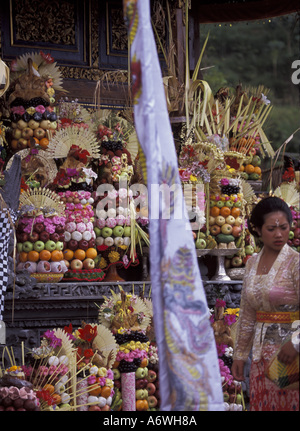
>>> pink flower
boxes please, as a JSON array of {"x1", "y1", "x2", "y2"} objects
[
  {"x1": 45, "y1": 224, "x2": 56, "y2": 234},
  {"x1": 35, "y1": 105, "x2": 46, "y2": 114}
]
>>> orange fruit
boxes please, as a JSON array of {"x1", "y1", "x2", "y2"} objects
[
  {"x1": 52, "y1": 393, "x2": 61, "y2": 405},
  {"x1": 19, "y1": 251, "x2": 28, "y2": 263},
  {"x1": 239, "y1": 164, "x2": 245, "y2": 172},
  {"x1": 245, "y1": 164, "x2": 255, "y2": 174},
  {"x1": 27, "y1": 250, "x2": 40, "y2": 262},
  {"x1": 51, "y1": 250, "x2": 64, "y2": 262},
  {"x1": 39, "y1": 249, "x2": 51, "y2": 261},
  {"x1": 220, "y1": 206, "x2": 231, "y2": 217},
  {"x1": 100, "y1": 386, "x2": 111, "y2": 398},
  {"x1": 253, "y1": 166, "x2": 261, "y2": 175},
  {"x1": 74, "y1": 249, "x2": 86, "y2": 260},
  {"x1": 247, "y1": 137, "x2": 256, "y2": 147},
  {"x1": 28, "y1": 137, "x2": 40, "y2": 146},
  {"x1": 39, "y1": 137, "x2": 49, "y2": 149},
  {"x1": 231, "y1": 207, "x2": 241, "y2": 218},
  {"x1": 43, "y1": 384, "x2": 55, "y2": 394},
  {"x1": 136, "y1": 399, "x2": 148, "y2": 411},
  {"x1": 238, "y1": 137, "x2": 247, "y2": 147},
  {"x1": 86, "y1": 248, "x2": 97, "y2": 259},
  {"x1": 89, "y1": 385, "x2": 102, "y2": 396},
  {"x1": 210, "y1": 206, "x2": 220, "y2": 217},
  {"x1": 63, "y1": 249, "x2": 74, "y2": 261}
]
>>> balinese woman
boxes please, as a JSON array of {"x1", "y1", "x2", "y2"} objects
[{"x1": 232, "y1": 197, "x2": 299, "y2": 411}]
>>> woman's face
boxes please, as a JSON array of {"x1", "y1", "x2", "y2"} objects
[{"x1": 257, "y1": 211, "x2": 290, "y2": 252}]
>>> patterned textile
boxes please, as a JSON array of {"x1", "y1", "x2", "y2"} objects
[
  {"x1": 0, "y1": 208, "x2": 14, "y2": 320},
  {"x1": 233, "y1": 244, "x2": 299, "y2": 410},
  {"x1": 123, "y1": 0, "x2": 223, "y2": 411},
  {"x1": 250, "y1": 345, "x2": 299, "y2": 411}
]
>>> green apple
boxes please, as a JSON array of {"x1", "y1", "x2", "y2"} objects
[
  {"x1": 101, "y1": 227, "x2": 113, "y2": 238},
  {"x1": 55, "y1": 241, "x2": 64, "y2": 251},
  {"x1": 245, "y1": 245, "x2": 254, "y2": 255},
  {"x1": 215, "y1": 215, "x2": 226, "y2": 226},
  {"x1": 113, "y1": 225, "x2": 124, "y2": 237},
  {"x1": 209, "y1": 200, "x2": 216, "y2": 207},
  {"x1": 251, "y1": 155, "x2": 261, "y2": 167},
  {"x1": 234, "y1": 200, "x2": 242, "y2": 208},
  {"x1": 221, "y1": 224, "x2": 233, "y2": 235},
  {"x1": 216, "y1": 200, "x2": 225, "y2": 208},
  {"x1": 136, "y1": 389, "x2": 148, "y2": 400},
  {"x1": 45, "y1": 240, "x2": 56, "y2": 251},
  {"x1": 225, "y1": 215, "x2": 235, "y2": 225},
  {"x1": 123, "y1": 226, "x2": 131, "y2": 237},
  {"x1": 22, "y1": 241, "x2": 33, "y2": 252},
  {"x1": 225, "y1": 200, "x2": 234, "y2": 208},
  {"x1": 17, "y1": 243, "x2": 23, "y2": 253},
  {"x1": 135, "y1": 367, "x2": 146, "y2": 379},
  {"x1": 33, "y1": 240, "x2": 45, "y2": 252},
  {"x1": 112, "y1": 368, "x2": 121, "y2": 380},
  {"x1": 289, "y1": 231, "x2": 294, "y2": 239},
  {"x1": 195, "y1": 238, "x2": 206, "y2": 249},
  {"x1": 94, "y1": 227, "x2": 101, "y2": 237}
]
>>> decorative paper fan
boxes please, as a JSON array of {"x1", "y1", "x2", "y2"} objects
[
  {"x1": 11, "y1": 51, "x2": 64, "y2": 92},
  {"x1": 19, "y1": 187, "x2": 65, "y2": 216},
  {"x1": 241, "y1": 178, "x2": 257, "y2": 204},
  {"x1": 273, "y1": 182, "x2": 299, "y2": 208},
  {"x1": 91, "y1": 324, "x2": 118, "y2": 368},
  {"x1": 99, "y1": 289, "x2": 152, "y2": 331},
  {"x1": 53, "y1": 327, "x2": 74, "y2": 359},
  {"x1": 6, "y1": 148, "x2": 58, "y2": 187},
  {"x1": 45, "y1": 126, "x2": 100, "y2": 159}
]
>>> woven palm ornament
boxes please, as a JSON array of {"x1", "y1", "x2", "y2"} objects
[
  {"x1": 45, "y1": 126, "x2": 100, "y2": 160},
  {"x1": 19, "y1": 187, "x2": 65, "y2": 216}
]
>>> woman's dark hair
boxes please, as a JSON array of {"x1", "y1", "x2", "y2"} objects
[{"x1": 248, "y1": 196, "x2": 292, "y2": 237}]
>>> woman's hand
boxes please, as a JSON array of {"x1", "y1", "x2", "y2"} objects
[
  {"x1": 231, "y1": 360, "x2": 245, "y2": 381},
  {"x1": 277, "y1": 340, "x2": 298, "y2": 365}
]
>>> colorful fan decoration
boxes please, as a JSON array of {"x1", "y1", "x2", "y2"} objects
[{"x1": 45, "y1": 126, "x2": 100, "y2": 160}]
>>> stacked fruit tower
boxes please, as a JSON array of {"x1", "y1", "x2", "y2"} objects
[
  {"x1": 8, "y1": 51, "x2": 63, "y2": 153},
  {"x1": 44, "y1": 100, "x2": 104, "y2": 281},
  {"x1": 98, "y1": 288, "x2": 152, "y2": 411},
  {"x1": 16, "y1": 188, "x2": 68, "y2": 281},
  {"x1": 94, "y1": 116, "x2": 146, "y2": 278},
  {"x1": 58, "y1": 190, "x2": 104, "y2": 281},
  {"x1": 209, "y1": 176, "x2": 245, "y2": 257}
]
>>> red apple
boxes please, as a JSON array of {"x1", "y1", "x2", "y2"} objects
[
  {"x1": 33, "y1": 127, "x2": 46, "y2": 139},
  {"x1": 148, "y1": 395, "x2": 158, "y2": 408},
  {"x1": 294, "y1": 228, "x2": 300, "y2": 239},
  {"x1": 78, "y1": 240, "x2": 89, "y2": 251},
  {"x1": 22, "y1": 127, "x2": 34, "y2": 139},
  {"x1": 88, "y1": 238, "x2": 96, "y2": 248},
  {"x1": 55, "y1": 225, "x2": 65, "y2": 234},
  {"x1": 18, "y1": 232, "x2": 29, "y2": 242},
  {"x1": 50, "y1": 232, "x2": 60, "y2": 242},
  {"x1": 146, "y1": 382, "x2": 156, "y2": 395},
  {"x1": 293, "y1": 238, "x2": 300, "y2": 246},
  {"x1": 210, "y1": 225, "x2": 221, "y2": 236},
  {"x1": 70, "y1": 259, "x2": 83, "y2": 270},
  {"x1": 34, "y1": 223, "x2": 45, "y2": 233},
  {"x1": 83, "y1": 258, "x2": 95, "y2": 269},
  {"x1": 39, "y1": 231, "x2": 50, "y2": 242},
  {"x1": 147, "y1": 370, "x2": 157, "y2": 383},
  {"x1": 68, "y1": 239, "x2": 78, "y2": 251},
  {"x1": 136, "y1": 379, "x2": 148, "y2": 389},
  {"x1": 28, "y1": 231, "x2": 39, "y2": 243},
  {"x1": 232, "y1": 225, "x2": 242, "y2": 238}
]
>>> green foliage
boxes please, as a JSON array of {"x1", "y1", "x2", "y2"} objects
[{"x1": 199, "y1": 14, "x2": 299, "y2": 152}]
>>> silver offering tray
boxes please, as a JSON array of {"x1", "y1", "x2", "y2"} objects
[
  {"x1": 196, "y1": 249, "x2": 211, "y2": 257},
  {"x1": 209, "y1": 248, "x2": 242, "y2": 281}
]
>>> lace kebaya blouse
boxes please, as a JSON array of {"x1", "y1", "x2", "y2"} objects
[{"x1": 233, "y1": 244, "x2": 299, "y2": 362}]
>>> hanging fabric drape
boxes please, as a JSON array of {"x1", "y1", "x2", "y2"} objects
[{"x1": 123, "y1": 0, "x2": 224, "y2": 411}]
